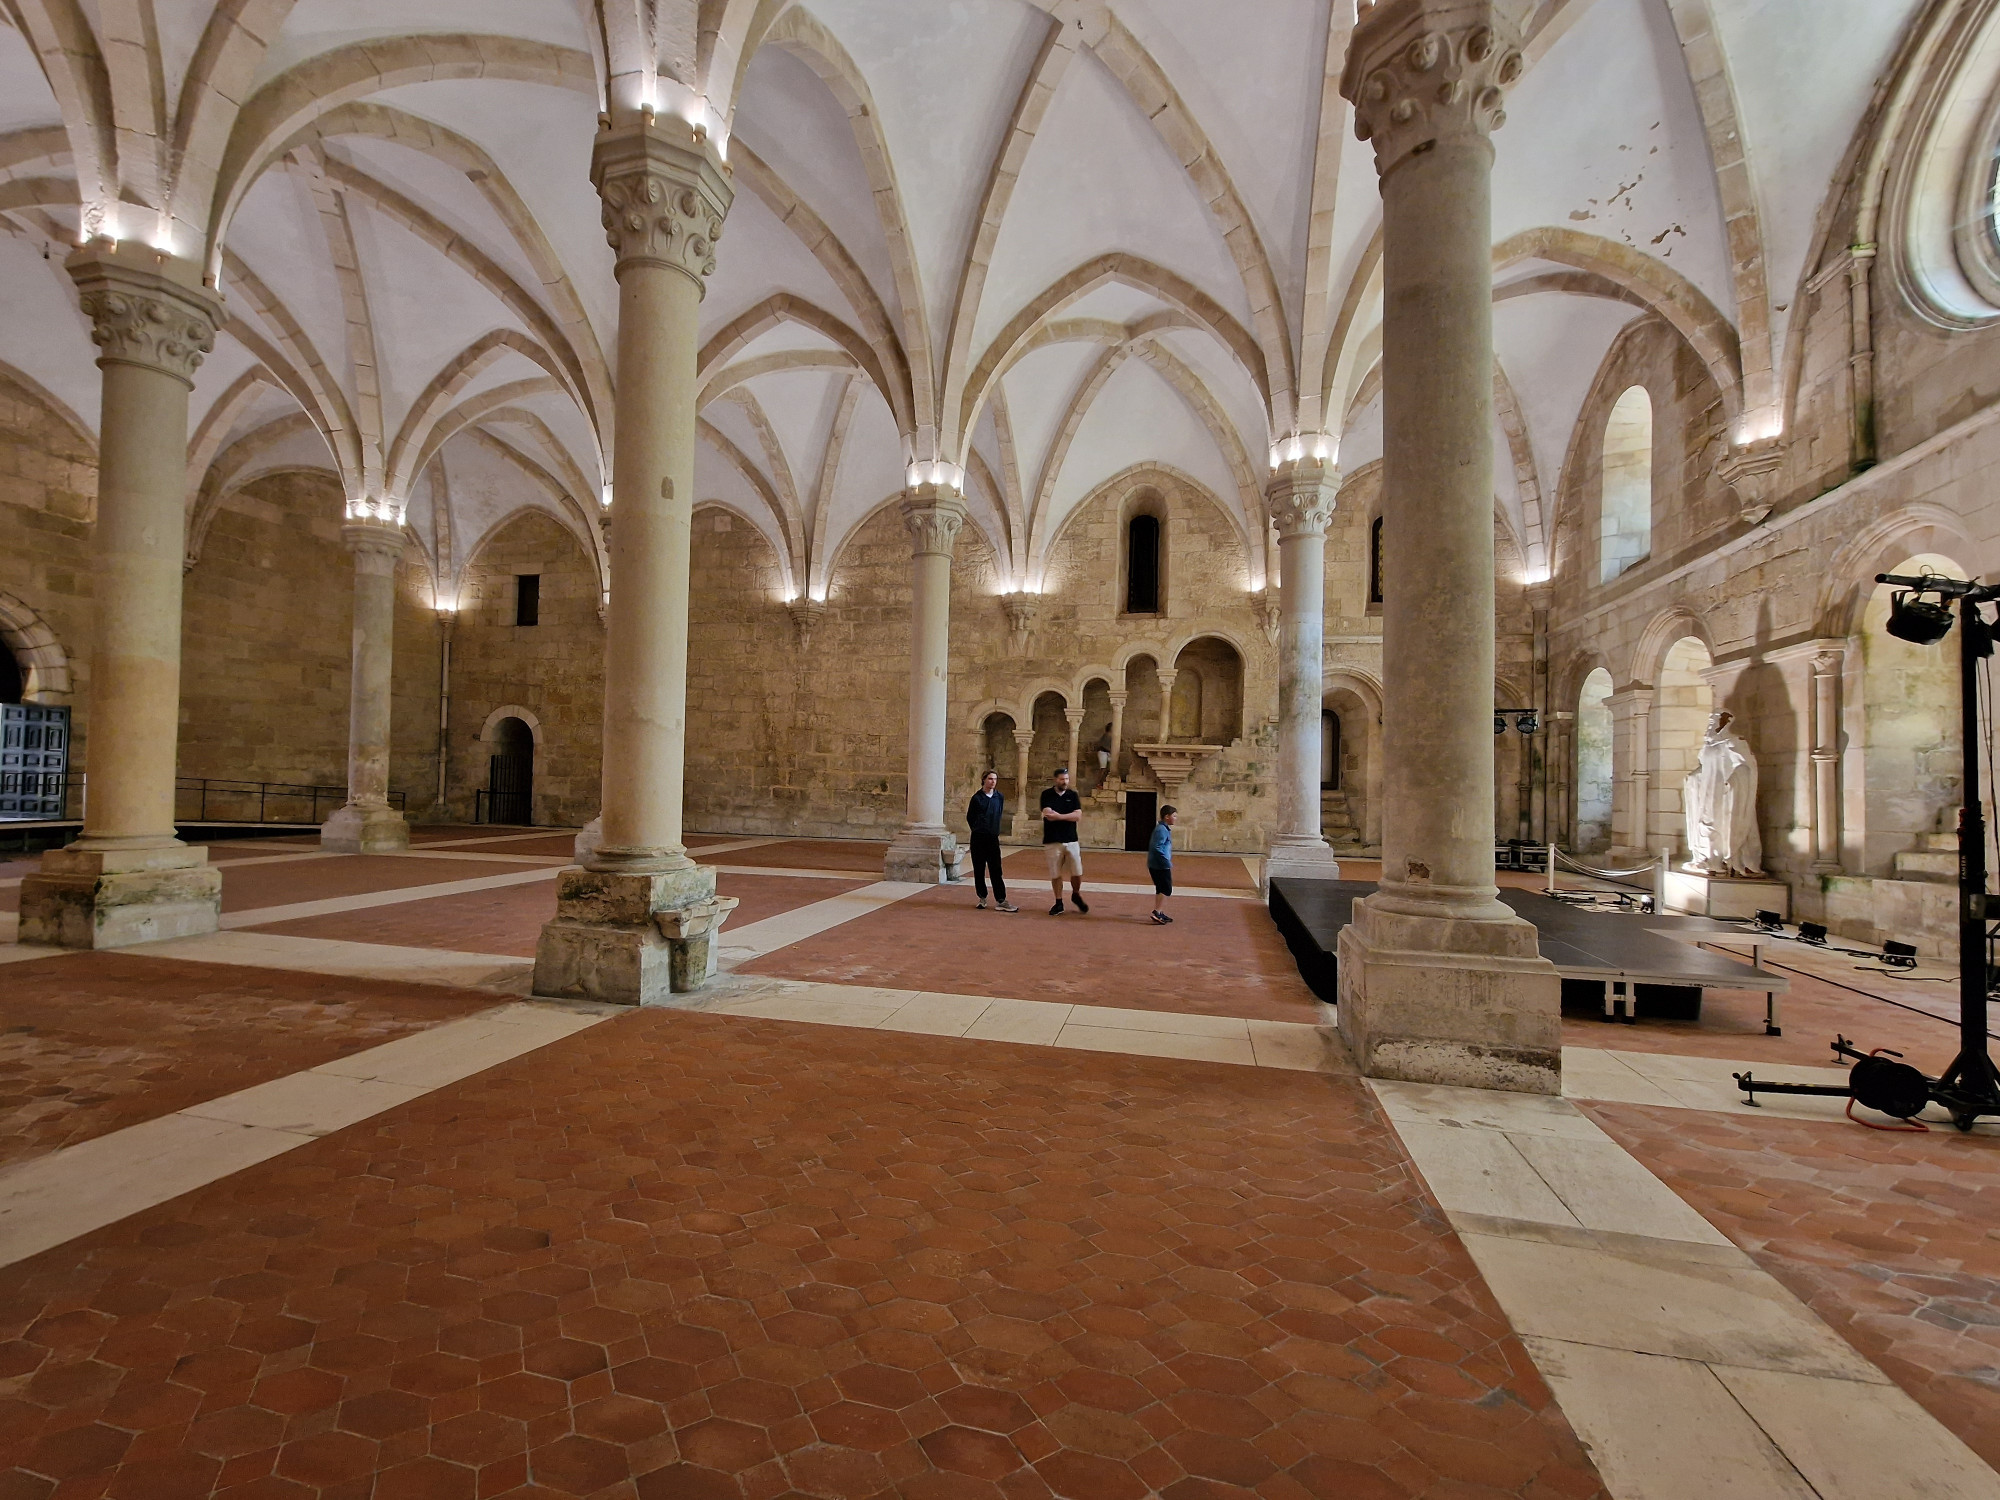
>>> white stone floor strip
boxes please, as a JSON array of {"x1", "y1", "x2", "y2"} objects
[
  {"x1": 129, "y1": 930, "x2": 534, "y2": 992},
  {"x1": 691, "y1": 977, "x2": 1342, "y2": 1073},
  {"x1": 1561, "y1": 1045, "x2": 2000, "y2": 1133},
  {"x1": 715, "y1": 880, "x2": 935, "y2": 964},
  {"x1": 220, "y1": 864, "x2": 564, "y2": 928},
  {"x1": 386, "y1": 849, "x2": 569, "y2": 866},
  {"x1": 1370, "y1": 1076, "x2": 2000, "y2": 1499},
  {"x1": 0, "y1": 1000, "x2": 613, "y2": 1270}
]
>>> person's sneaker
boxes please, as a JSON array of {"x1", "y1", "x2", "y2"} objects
[
  {"x1": 998, "y1": 903, "x2": 1019, "y2": 913},
  {"x1": 1153, "y1": 911, "x2": 1174, "y2": 924},
  {"x1": 976, "y1": 900, "x2": 987, "y2": 910},
  {"x1": 1073, "y1": 895, "x2": 1089, "y2": 914},
  {"x1": 1049, "y1": 900, "x2": 1065, "y2": 915}
]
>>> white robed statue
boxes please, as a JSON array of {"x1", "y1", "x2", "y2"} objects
[{"x1": 1683, "y1": 710, "x2": 1763, "y2": 876}]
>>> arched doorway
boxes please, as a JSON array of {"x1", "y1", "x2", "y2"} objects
[
  {"x1": 981, "y1": 712, "x2": 1018, "y2": 804},
  {"x1": 486, "y1": 717, "x2": 535, "y2": 825},
  {"x1": 0, "y1": 642, "x2": 21, "y2": 705},
  {"x1": 1653, "y1": 637, "x2": 1714, "y2": 857},
  {"x1": 1321, "y1": 709, "x2": 1340, "y2": 789},
  {"x1": 1171, "y1": 637, "x2": 1244, "y2": 742},
  {"x1": 1576, "y1": 668, "x2": 1614, "y2": 853}
]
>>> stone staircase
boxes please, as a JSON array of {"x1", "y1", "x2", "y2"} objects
[
  {"x1": 1894, "y1": 831, "x2": 1958, "y2": 882},
  {"x1": 1322, "y1": 789, "x2": 1363, "y2": 851}
]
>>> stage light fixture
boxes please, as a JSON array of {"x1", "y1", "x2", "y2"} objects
[
  {"x1": 1754, "y1": 909, "x2": 1784, "y2": 931},
  {"x1": 1517, "y1": 711, "x2": 1539, "y2": 734},
  {"x1": 1797, "y1": 921, "x2": 1828, "y2": 945},
  {"x1": 1882, "y1": 939, "x2": 1919, "y2": 970},
  {"x1": 1886, "y1": 590, "x2": 1954, "y2": 645},
  {"x1": 1494, "y1": 714, "x2": 1507, "y2": 735}
]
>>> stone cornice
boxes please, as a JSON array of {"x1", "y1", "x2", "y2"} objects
[
  {"x1": 66, "y1": 240, "x2": 224, "y2": 387},
  {"x1": 1267, "y1": 456, "x2": 1338, "y2": 539},
  {"x1": 901, "y1": 484, "x2": 967, "y2": 558},
  {"x1": 591, "y1": 119, "x2": 733, "y2": 291},
  {"x1": 1342, "y1": 0, "x2": 1528, "y2": 178}
]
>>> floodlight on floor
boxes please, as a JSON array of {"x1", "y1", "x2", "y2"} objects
[
  {"x1": 1754, "y1": 909, "x2": 1784, "y2": 931},
  {"x1": 1797, "y1": 921, "x2": 1828, "y2": 945},
  {"x1": 1882, "y1": 939, "x2": 1919, "y2": 970}
]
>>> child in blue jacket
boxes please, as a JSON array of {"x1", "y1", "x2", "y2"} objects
[{"x1": 1148, "y1": 805, "x2": 1176, "y2": 924}]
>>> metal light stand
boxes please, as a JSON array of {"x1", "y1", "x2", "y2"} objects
[{"x1": 1736, "y1": 573, "x2": 2000, "y2": 1129}]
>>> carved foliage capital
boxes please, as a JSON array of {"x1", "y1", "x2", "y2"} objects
[
  {"x1": 901, "y1": 486, "x2": 967, "y2": 558},
  {"x1": 342, "y1": 520, "x2": 406, "y2": 572},
  {"x1": 1342, "y1": 0, "x2": 1526, "y2": 176},
  {"x1": 67, "y1": 244, "x2": 222, "y2": 386},
  {"x1": 591, "y1": 124, "x2": 734, "y2": 289},
  {"x1": 1266, "y1": 457, "x2": 1337, "y2": 540}
]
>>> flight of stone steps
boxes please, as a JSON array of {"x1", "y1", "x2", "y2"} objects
[
  {"x1": 1323, "y1": 789, "x2": 1364, "y2": 851},
  {"x1": 1894, "y1": 830, "x2": 1959, "y2": 882}
]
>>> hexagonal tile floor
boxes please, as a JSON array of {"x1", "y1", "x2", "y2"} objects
[{"x1": 0, "y1": 1009, "x2": 1603, "y2": 1498}]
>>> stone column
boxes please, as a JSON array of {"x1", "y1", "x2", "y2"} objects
[
  {"x1": 1107, "y1": 690, "x2": 1128, "y2": 780},
  {"x1": 1810, "y1": 645, "x2": 1844, "y2": 873},
  {"x1": 1606, "y1": 688, "x2": 1652, "y2": 860},
  {"x1": 1012, "y1": 728, "x2": 1035, "y2": 841},
  {"x1": 534, "y1": 116, "x2": 736, "y2": 1003},
  {"x1": 1156, "y1": 668, "x2": 1178, "y2": 740},
  {"x1": 1265, "y1": 457, "x2": 1342, "y2": 883},
  {"x1": 322, "y1": 520, "x2": 411, "y2": 853},
  {"x1": 884, "y1": 484, "x2": 968, "y2": 882},
  {"x1": 1064, "y1": 707, "x2": 1084, "y2": 783},
  {"x1": 21, "y1": 242, "x2": 225, "y2": 949},
  {"x1": 1335, "y1": 0, "x2": 1560, "y2": 1093}
]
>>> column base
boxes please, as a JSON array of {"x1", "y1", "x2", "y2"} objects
[
  {"x1": 1336, "y1": 896, "x2": 1562, "y2": 1095},
  {"x1": 532, "y1": 864, "x2": 738, "y2": 1005},
  {"x1": 322, "y1": 801, "x2": 410, "y2": 854},
  {"x1": 1262, "y1": 840, "x2": 1343, "y2": 890},
  {"x1": 19, "y1": 844, "x2": 221, "y2": 949},
  {"x1": 884, "y1": 827, "x2": 963, "y2": 883}
]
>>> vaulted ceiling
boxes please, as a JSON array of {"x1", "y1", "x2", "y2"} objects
[{"x1": 0, "y1": 0, "x2": 1924, "y2": 601}]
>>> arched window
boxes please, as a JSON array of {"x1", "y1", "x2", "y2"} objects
[
  {"x1": 1368, "y1": 516, "x2": 1384, "y2": 604},
  {"x1": 1575, "y1": 668, "x2": 1613, "y2": 852},
  {"x1": 1126, "y1": 513, "x2": 1161, "y2": 614},
  {"x1": 1600, "y1": 386, "x2": 1653, "y2": 583}
]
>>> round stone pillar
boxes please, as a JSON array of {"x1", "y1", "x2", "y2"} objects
[
  {"x1": 322, "y1": 520, "x2": 411, "y2": 853},
  {"x1": 534, "y1": 117, "x2": 737, "y2": 1003},
  {"x1": 20, "y1": 242, "x2": 225, "y2": 949},
  {"x1": 1264, "y1": 457, "x2": 1342, "y2": 885},
  {"x1": 1335, "y1": 0, "x2": 1560, "y2": 1093},
  {"x1": 884, "y1": 485, "x2": 967, "y2": 882}
]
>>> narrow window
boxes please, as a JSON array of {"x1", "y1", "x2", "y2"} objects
[
  {"x1": 1127, "y1": 514, "x2": 1161, "y2": 614},
  {"x1": 1599, "y1": 386, "x2": 1653, "y2": 583},
  {"x1": 1368, "y1": 516, "x2": 1384, "y2": 604},
  {"x1": 515, "y1": 574, "x2": 541, "y2": 627}
]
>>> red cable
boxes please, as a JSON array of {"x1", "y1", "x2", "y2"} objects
[{"x1": 1846, "y1": 1096, "x2": 1929, "y2": 1132}]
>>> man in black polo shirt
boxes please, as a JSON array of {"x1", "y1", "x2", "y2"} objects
[{"x1": 1040, "y1": 767, "x2": 1088, "y2": 915}]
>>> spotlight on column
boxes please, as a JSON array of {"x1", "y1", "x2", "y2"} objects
[
  {"x1": 1886, "y1": 590, "x2": 1954, "y2": 645},
  {"x1": 1517, "y1": 711, "x2": 1539, "y2": 734},
  {"x1": 1753, "y1": 910, "x2": 1784, "y2": 931},
  {"x1": 1882, "y1": 939, "x2": 1919, "y2": 970},
  {"x1": 1797, "y1": 922, "x2": 1828, "y2": 945},
  {"x1": 1494, "y1": 714, "x2": 1507, "y2": 735}
]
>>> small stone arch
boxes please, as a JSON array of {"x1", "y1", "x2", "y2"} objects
[
  {"x1": 1627, "y1": 605, "x2": 1716, "y2": 690},
  {"x1": 0, "y1": 592, "x2": 71, "y2": 704},
  {"x1": 1072, "y1": 666, "x2": 1116, "y2": 700},
  {"x1": 1112, "y1": 639, "x2": 1170, "y2": 674},
  {"x1": 479, "y1": 704, "x2": 544, "y2": 747},
  {"x1": 1816, "y1": 502, "x2": 1977, "y2": 640}
]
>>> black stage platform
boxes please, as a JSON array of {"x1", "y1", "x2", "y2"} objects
[{"x1": 1269, "y1": 878, "x2": 1791, "y2": 1029}]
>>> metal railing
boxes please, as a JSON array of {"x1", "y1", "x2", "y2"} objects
[
  {"x1": 472, "y1": 788, "x2": 534, "y2": 826},
  {"x1": 173, "y1": 777, "x2": 404, "y2": 825}
]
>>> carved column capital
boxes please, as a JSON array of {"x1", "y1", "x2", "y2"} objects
[
  {"x1": 1341, "y1": 0, "x2": 1528, "y2": 177},
  {"x1": 901, "y1": 485, "x2": 967, "y2": 558},
  {"x1": 341, "y1": 519, "x2": 406, "y2": 574},
  {"x1": 1719, "y1": 438, "x2": 1787, "y2": 525},
  {"x1": 66, "y1": 240, "x2": 223, "y2": 387},
  {"x1": 591, "y1": 120, "x2": 733, "y2": 291},
  {"x1": 1064, "y1": 707, "x2": 1086, "y2": 729},
  {"x1": 1267, "y1": 455, "x2": 1338, "y2": 539},
  {"x1": 1012, "y1": 729, "x2": 1036, "y2": 751}
]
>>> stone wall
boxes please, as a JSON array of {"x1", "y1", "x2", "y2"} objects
[
  {"x1": 0, "y1": 371, "x2": 95, "y2": 785},
  {"x1": 178, "y1": 472, "x2": 352, "y2": 794},
  {"x1": 437, "y1": 510, "x2": 604, "y2": 828}
]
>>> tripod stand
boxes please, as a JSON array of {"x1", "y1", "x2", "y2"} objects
[{"x1": 1736, "y1": 572, "x2": 2000, "y2": 1130}]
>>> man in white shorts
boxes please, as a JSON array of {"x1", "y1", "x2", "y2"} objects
[{"x1": 1040, "y1": 767, "x2": 1087, "y2": 915}]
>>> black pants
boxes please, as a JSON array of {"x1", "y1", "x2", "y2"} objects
[{"x1": 970, "y1": 835, "x2": 1006, "y2": 902}]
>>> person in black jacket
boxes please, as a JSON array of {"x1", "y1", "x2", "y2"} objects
[{"x1": 966, "y1": 769, "x2": 1017, "y2": 911}]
